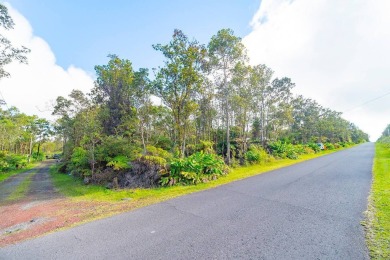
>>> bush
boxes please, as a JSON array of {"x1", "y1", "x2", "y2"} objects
[
  {"x1": 69, "y1": 147, "x2": 90, "y2": 177},
  {"x1": 145, "y1": 145, "x2": 172, "y2": 161},
  {"x1": 268, "y1": 141, "x2": 299, "y2": 159},
  {"x1": 307, "y1": 143, "x2": 321, "y2": 153},
  {"x1": 294, "y1": 144, "x2": 315, "y2": 155},
  {"x1": 106, "y1": 155, "x2": 130, "y2": 170},
  {"x1": 161, "y1": 152, "x2": 228, "y2": 186},
  {"x1": 245, "y1": 145, "x2": 272, "y2": 165},
  {"x1": 0, "y1": 152, "x2": 28, "y2": 172},
  {"x1": 325, "y1": 143, "x2": 335, "y2": 150},
  {"x1": 32, "y1": 152, "x2": 45, "y2": 162},
  {"x1": 96, "y1": 135, "x2": 142, "y2": 163}
]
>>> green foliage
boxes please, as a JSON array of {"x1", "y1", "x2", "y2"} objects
[
  {"x1": 143, "y1": 155, "x2": 167, "y2": 168},
  {"x1": 377, "y1": 136, "x2": 390, "y2": 148},
  {"x1": 161, "y1": 152, "x2": 228, "y2": 186},
  {"x1": 0, "y1": 152, "x2": 28, "y2": 172},
  {"x1": 325, "y1": 142, "x2": 335, "y2": 150},
  {"x1": 46, "y1": 28, "x2": 368, "y2": 189},
  {"x1": 31, "y1": 152, "x2": 45, "y2": 161},
  {"x1": 0, "y1": 3, "x2": 30, "y2": 79},
  {"x1": 307, "y1": 143, "x2": 321, "y2": 153},
  {"x1": 196, "y1": 140, "x2": 215, "y2": 154},
  {"x1": 244, "y1": 145, "x2": 272, "y2": 165},
  {"x1": 107, "y1": 155, "x2": 130, "y2": 171},
  {"x1": 153, "y1": 29, "x2": 207, "y2": 157},
  {"x1": 366, "y1": 143, "x2": 390, "y2": 258},
  {"x1": 146, "y1": 145, "x2": 172, "y2": 161},
  {"x1": 268, "y1": 141, "x2": 299, "y2": 159},
  {"x1": 96, "y1": 135, "x2": 141, "y2": 163},
  {"x1": 69, "y1": 147, "x2": 90, "y2": 176}
]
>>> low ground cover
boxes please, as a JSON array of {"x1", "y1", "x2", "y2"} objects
[{"x1": 366, "y1": 143, "x2": 390, "y2": 259}]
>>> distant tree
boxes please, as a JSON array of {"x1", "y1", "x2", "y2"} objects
[{"x1": 0, "y1": 4, "x2": 30, "y2": 80}]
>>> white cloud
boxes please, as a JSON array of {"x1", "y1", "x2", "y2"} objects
[
  {"x1": 1, "y1": 4, "x2": 94, "y2": 120},
  {"x1": 243, "y1": 0, "x2": 390, "y2": 140}
]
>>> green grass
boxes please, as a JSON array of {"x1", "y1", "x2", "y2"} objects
[
  {"x1": 366, "y1": 143, "x2": 390, "y2": 259},
  {"x1": 0, "y1": 163, "x2": 39, "y2": 183},
  {"x1": 50, "y1": 148, "x2": 340, "y2": 204},
  {"x1": 6, "y1": 171, "x2": 36, "y2": 201}
]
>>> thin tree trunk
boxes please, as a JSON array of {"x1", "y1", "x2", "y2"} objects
[
  {"x1": 226, "y1": 99, "x2": 231, "y2": 165},
  {"x1": 28, "y1": 135, "x2": 33, "y2": 163}
]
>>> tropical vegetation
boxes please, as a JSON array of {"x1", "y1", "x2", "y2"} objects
[
  {"x1": 49, "y1": 28, "x2": 368, "y2": 189},
  {"x1": 0, "y1": 4, "x2": 368, "y2": 187}
]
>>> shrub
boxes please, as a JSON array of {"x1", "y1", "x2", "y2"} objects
[
  {"x1": 161, "y1": 152, "x2": 228, "y2": 186},
  {"x1": 106, "y1": 155, "x2": 130, "y2": 170},
  {"x1": 307, "y1": 143, "x2": 321, "y2": 153},
  {"x1": 145, "y1": 145, "x2": 172, "y2": 161},
  {"x1": 196, "y1": 140, "x2": 215, "y2": 154},
  {"x1": 245, "y1": 145, "x2": 272, "y2": 165},
  {"x1": 32, "y1": 152, "x2": 45, "y2": 162},
  {"x1": 69, "y1": 147, "x2": 90, "y2": 177},
  {"x1": 302, "y1": 146, "x2": 315, "y2": 154},
  {"x1": 325, "y1": 143, "x2": 335, "y2": 150},
  {"x1": 96, "y1": 135, "x2": 142, "y2": 163},
  {"x1": 0, "y1": 152, "x2": 28, "y2": 172},
  {"x1": 268, "y1": 141, "x2": 299, "y2": 159}
]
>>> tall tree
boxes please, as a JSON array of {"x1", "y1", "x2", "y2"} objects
[
  {"x1": 231, "y1": 62, "x2": 252, "y2": 160},
  {"x1": 248, "y1": 64, "x2": 273, "y2": 145},
  {"x1": 153, "y1": 29, "x2": 207, "y2": 157},
  {"x1": 208, "y1": 28, "x2": 247, "y2": 164},
  {"x1": 91, "y1": 54, "x2": 136, "y2": 136}
]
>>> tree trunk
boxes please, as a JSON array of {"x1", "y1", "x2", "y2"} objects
[
  {"x1": 226, "y1": 99, "x2": 231, "y2": 165},
  {"x1": 28, "y1": 135, "x2": 33, "y2": 163}
]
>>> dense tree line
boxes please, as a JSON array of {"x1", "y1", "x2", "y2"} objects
[
  {"x1": 0, "y1": 106, "x2": 56, "y2": 171},
  {"x1": 52, "y1": 29, "x2": 368, "y2": 188},
  {"x1": 377, "y1": 124, "x2": 390, "y2": 143}
]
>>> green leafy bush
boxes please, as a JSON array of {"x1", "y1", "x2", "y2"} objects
[
  {"x1": 161, "y1": 152, "x2": 228, "y2": 186},
  {"x1": 69, "y1": 147, "x2": 90, "y2": 177},
  {"x1": 145, "y1": 145, "x2": 172, "y2": 161},
  {"x1": 325, "y1": 143, "x2": 335, "y2": 150},
  {"x1": 107, "y1": 155, "x2": 130, "y2": 170},
  {"x1": 31, "y1": 152, "x2": 45, "y2": 162},
  {"x1": 245, "y1": 145, "x2": 272, "y2": 165},
  {"x1": 0, "y1": 152, "x2": 28, "y2": 172},
  {"x1": 307, "y1": 143, "x2": 321, "y2": 153},
  {"x1": 268, "y1": 141, "x2": 299, "y2": 159},
  {"x1": 96, "y1": 135, "x2": 142, "y2": 163}
]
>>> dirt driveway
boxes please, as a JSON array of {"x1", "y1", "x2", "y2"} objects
[{"x1": 0, "y1": 161, "x2": 135, "y2": 247}]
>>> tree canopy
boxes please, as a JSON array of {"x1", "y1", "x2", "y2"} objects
[{"x1": 0, "y1": 3, "x2": 30, "y2": 80}]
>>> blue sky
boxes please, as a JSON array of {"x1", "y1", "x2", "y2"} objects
[
  {"x1": 2, "y1": 0, "x2": 390, "y2": 140},
  {"x1": 6, "y1": 0, "x2": 259, "y2": 73}
]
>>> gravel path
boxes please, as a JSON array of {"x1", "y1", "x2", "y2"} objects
[{"x1": 0, "y1": 160, "x2": 59, "y2": 204}]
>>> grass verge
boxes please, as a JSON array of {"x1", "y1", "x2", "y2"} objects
[
  {"x1": 365, "y1": 143, "x2": 390, "y2": 259},
  {"x1": 0, "y1": 163, "x2": 39, "y2": 183}
]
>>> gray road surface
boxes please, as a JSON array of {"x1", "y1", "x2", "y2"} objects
[
  {"x1": 0, "y1": 143, "x2": 374, "y2": 259},
  {"x1": 0, "y1": 161, "x2": 58, "y2": 205}
]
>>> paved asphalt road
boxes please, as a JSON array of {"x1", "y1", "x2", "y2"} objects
[{"x1": 0, "y1": 143, "x2": 374, "y2": 259}]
